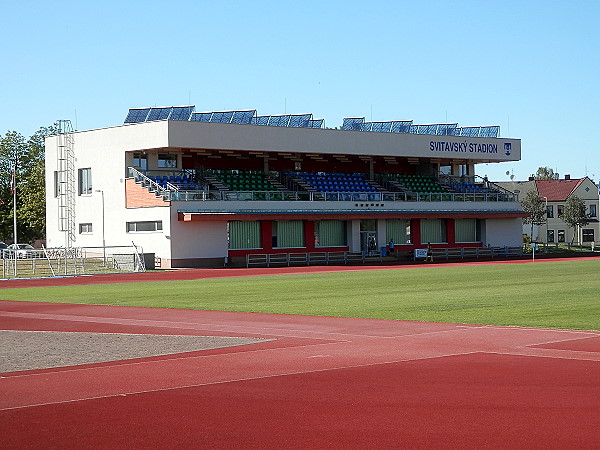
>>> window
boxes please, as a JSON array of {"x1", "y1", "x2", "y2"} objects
[
  {"x1": 158, "y1": 154, "x2": 177, "y2": 168},
  {"x1": 78, "y1": 168, "x2": 92, "y2": 195},
  {"x1": 557, "y1": 205, "x2": 564, "y2": 218},
  {"x1": 558, "y1": 230, "x2": 565, "y2": 243},
  {"x1": 79, "y1": 223, "x2": 93, "y2": 234},
  {"x1": 126, "y1": 221, "x2": 163, "y2": 232},
  {"x1": 590, "y1": 204, "x2": 597, "y2": 218},
  {"x1": 133, "y1": 153, "x2": 148, "y2": 171},
  {"x1": 420, "y1": 219, "x2": 446, "y2": 244},
  {"x1": 455, "y1": 219, "x2": 477, "y2": 243},
  {"x1": 228, "y1": 221, "x2": 261, "y2": 249},
  {"x1": 54, "y1": 171, "x2": 59, "y2": 198},
  {"x1": 546, "y1": 205, "x2": 554, "y2": 218},
  {"x1": 386, "y1": 219, "x2": 411, "y2": 245},
  {"x1": 582, "y1": 229, "x2": 595, "y2": 242},
  {"x1": 272, "y1": 220, "x2": 304, "y2": 248},
  {"x1": 547, "y1": 229, "x2": 555, "y2": 243},
  {"x1": 315, "y1": 220, "x2": 347, "y2": 247}
]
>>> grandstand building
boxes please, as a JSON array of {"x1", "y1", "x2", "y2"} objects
[{"x1": 45, "y1": 106, "x2": 525, "y2": 268}]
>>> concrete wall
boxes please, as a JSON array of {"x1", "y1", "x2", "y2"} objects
[{"x1": 483, "y1": 218, "x2": 523, "y2": 247}]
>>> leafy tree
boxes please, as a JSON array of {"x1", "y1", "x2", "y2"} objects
[
  {"x1": 563, "y1": 195, "x2": 589, "y2": 245},
  {"x1": 535, "y1": 166, "x2": 555, "y2": 180},
  {"x1": 0, "y1": 125, "x2": 56, "y2": 243},
  {"x1": 521, "y1": 190, "x2": 546, "y2": 241}
]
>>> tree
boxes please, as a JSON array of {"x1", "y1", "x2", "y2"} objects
[
  {"x1": 535, "y1": 167, "x2": 555, "y2": 180},
  {"x1": 563, "y1": 195, "x2": 589, "y2": 245},
  {"x1": 521, "y1": 190, "x2": 546, "y2": 241},
  {"x1": 0, "y1": 125, "x2": 56, "y2": 243}
]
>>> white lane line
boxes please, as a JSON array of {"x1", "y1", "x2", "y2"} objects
[{"x1": 0, "y1": 351, "x2": 481, "y2": 412}]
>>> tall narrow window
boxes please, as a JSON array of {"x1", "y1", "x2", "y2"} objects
[
  {"x1": 78, "y1": 168, "x2": 92, "y2": 195},
  {"x1": 590, "y1": 204, "x2": 597, "y2": 218}
]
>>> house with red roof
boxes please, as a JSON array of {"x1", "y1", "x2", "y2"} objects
[{"x1": 499, "y1": 176, "x2": 599, "y2": 245}]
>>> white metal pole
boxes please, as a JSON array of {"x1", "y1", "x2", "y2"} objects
[{"x1": 12, "y1": 161, "x2": 17, "y2": 245}]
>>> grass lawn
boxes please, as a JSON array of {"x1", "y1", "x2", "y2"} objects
[{"x1": 2, "y1": 259, "x2": 600, "y2": 331}]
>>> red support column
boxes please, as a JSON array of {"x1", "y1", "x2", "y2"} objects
[
  {"x1": 305, "y1": 221, "x2": 316, "y2": 251},
  {"x1": 446, "y1": 219, "x2": 456, "y2": 246},
  {"x1": 411, "y1": 219, "x2": 421, "y2": 246},
  {"x1": 261, "y1": 220, "x2": 273, "y2": 252}
]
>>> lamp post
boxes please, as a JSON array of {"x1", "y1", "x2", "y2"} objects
[{"x1": 95, "y1": 189, "x2": 106, "y2": 265}]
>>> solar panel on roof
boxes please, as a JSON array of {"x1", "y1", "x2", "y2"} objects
[
  {"x1": 288, "y1": 114, "x2": 312, "y2": 127},
  {"x1": 479, "y1": 126, "x2": 500, "y2": 138},
  {"x1": 252, "y1": 116, "x2": 270, "y2": 126},
  {"x1": 359, "y1": 122, "x2": 372, "y2": 132},
  {"x1": 371, "y1": 122, "x2": 392, "y2": 132},
  {"x1": 231, "y1": 110, "x2": 256, "y2": 124},
  {"x1": 408, "y1": 125, "x2": 419, "y2": 134},
  {"x1": 190, "y1": 112, "x2": 212, "y2": 122},
  {"x1": 391, "y1": 121, "x2": 412, "y2": 133},
  {"x1": 170, "y1": 106, "x2": 194, "y2": 121},
  {"x1": 211, "y1": 111, "x2": 234, "y2": 123},
  {"x1": 147, "y1": 107, "x2": 173, "y2": 121},
  {"x1": 307, "y1": 119, "x2": 324, "y2": 128},
  {"x1": 268, "y1": 115, "x2": 290, "y2": 127},
  {"x1": 124, "y1": 108, "x2": 151, "y2": 123},
  {"x1": 342, "y1": 118, "x2": 365, "y2": 131},
  {"x1": 436, "y1": 124, "x2": 458, "y2": 136},
  {"x1": 460, "y1": 127, "x2": 481, "y2": 137}
]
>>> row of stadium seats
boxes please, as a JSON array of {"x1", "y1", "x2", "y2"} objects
[
  {"x1": 384, "y1": 174, "x2": 447, "y2": 193},
  {"x1": 149, "y1": 175, "x2": 203, "y2": 190},
  {"x1": 288, "y1": 172, "x2": 379, "y2": 192},
  {"x1": 211, "y1": 170, "x2": 278, "y2": 191}
]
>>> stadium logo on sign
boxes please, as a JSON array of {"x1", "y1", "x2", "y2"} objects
[{"x1": 504, "y1": 143, "x2": 512, "y2": 156}]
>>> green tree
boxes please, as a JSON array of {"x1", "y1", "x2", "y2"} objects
[
  {"x1": 563, "y1": 195, "x2": 589, "y2": 245},
  {"x1": 535, "y1": 166, "x2": 555, "y2": 180},
  {"x1": 521, "y1": 190, "x2": 546, "y2": 241},
  {"x1": 0, "y1": 125, "x2": 55, "y2": 243}
]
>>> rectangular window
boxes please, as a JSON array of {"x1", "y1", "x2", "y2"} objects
[
  {"x1": 126, "y1": 221, "x2": 163, "y2": 233},
  {"x1": 78, "y1": 168, "x2": 92, "y2": 195},
  {"x1": 557, "y1": 205, "x2": 564, "y2": 218},
  {"x1": 455, "y1": 218, "x2": 477, "y2": 243},
  {"x1": 228, "y1": 221, "x2": 261, "y2": 249},
  {"x1": 420, "y1": 219, "x2": 446, "y2": 244},
  {"x1": 547, "y1": 229, "x2": 555, "y2": 243},
  {"x1": 54, "y1": 171, "x2": 59, "y2": 198},
  {"x1": 79, "y1": 223, "x2": 93, "y2": 234},
  {"x1": 590, "y1": 204, "x2": 597, "y2": 218},
  {"x1": 558, "y1": 230, "x2": 565, "y2": 243},
  {"x1": 273, "y1": 220, "x2": 304, "y2": 248},
  {"x1": 133, "y1": 153, "x2": 148, "y2": 171},
  {"x1": 158, "y1": 154, "x2": 177, "y2": 168},
  {"x1": 385, "y1": 219, "x2": 411, "y2": 245},
  {"x1": 315, "y1": 220, "x2": 347, "y2": 247},
  {"x1": 546, "y1": 205, "x2": 554, "y2": 218},
  {"x1": 582, "y1": 229, "x2": 595, "y2": 242}
]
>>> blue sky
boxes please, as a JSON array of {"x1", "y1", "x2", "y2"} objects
[{"x1": 2, "y1": 0, "x2": 599, "y2": 182}]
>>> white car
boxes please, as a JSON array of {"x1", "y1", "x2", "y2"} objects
[{"x1": 7, "y1": 244, "x2": 40, "y2": 259}]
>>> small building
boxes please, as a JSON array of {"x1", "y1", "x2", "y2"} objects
[
  {"x1": 45, "y1": 106, "x2": 526, "y2": 267},
  {"x1": 498, "y1": 176, "x2": 599, "y2": 245}
]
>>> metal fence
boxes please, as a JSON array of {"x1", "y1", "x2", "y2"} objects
[{"x1": 1, "y1": 244, "x2": 146, "y2": 280}]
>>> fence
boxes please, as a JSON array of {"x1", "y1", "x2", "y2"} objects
[{"x1": 1, "y1": 244, "x2": 146, "y2": 280}]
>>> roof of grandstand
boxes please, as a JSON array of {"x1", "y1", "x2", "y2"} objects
[{"x1": 124, "y1": 105, "x2": 501, "y2": 137}]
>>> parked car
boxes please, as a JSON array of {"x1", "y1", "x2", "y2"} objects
[
  {"x1": 0, "y1": 242, "x2": 8, "y2": 258},
  {"x1": 7, "y1": 243, "x2": 40, "y2": 259}
]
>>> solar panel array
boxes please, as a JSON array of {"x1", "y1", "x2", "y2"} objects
[
  {"x1": 126, "y1": 106, "x2": 325, "y2": 129},
  {"x1": 125, "y1": 106, "x2": 195, "y2": 123},
  {"x1": 124, "y1": 106, "x2": 499, "y2": 137},
  {"x1": 342, "y1": 117, "x2": 499, "y2": 137}
]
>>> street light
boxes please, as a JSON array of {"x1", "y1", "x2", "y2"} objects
[{"x1": 95, "y1": 189, "x2": 106, "y2": 265}]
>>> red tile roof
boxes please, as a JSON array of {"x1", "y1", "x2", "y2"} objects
[{"x1": 535, "y1": 179, "x2": 584, "y2": 202}]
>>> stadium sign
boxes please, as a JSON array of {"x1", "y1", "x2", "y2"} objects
[{"x1": 429, "y1": 141, "x2": 506, "y2": 154}]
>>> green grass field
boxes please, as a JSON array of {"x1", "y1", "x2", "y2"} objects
[{"x1": 2, "y1": 259, "x2": 600, "y2": 331}]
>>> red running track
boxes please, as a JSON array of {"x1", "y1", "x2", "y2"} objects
[{"x1": 1, "y1": 301, "x2": 599, "y2": 448}]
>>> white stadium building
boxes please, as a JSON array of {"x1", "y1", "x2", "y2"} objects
[{"x1": 45, "y1": 106, "x2": 525, "y2": 268}]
